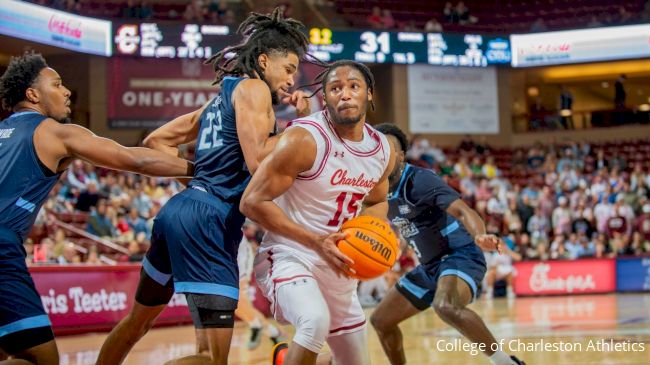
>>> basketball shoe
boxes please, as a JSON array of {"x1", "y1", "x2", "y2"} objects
[
  {"x1": 511, "y1": 355, "x2": 526, "y2": 364},
  {"x1": 271, "y1": 341, "x2": 288, "y2": 365}
]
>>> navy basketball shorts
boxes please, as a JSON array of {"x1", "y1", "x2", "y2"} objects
[
  {"x1": 396, "y1": 243, "x2": 487, "y2": 310},
  {"x1": 141, "y1": 188, "x2": 244, "y2": 302},
  {"x1": 0, "y1": 233, "x2": 54, "y2": 354}
]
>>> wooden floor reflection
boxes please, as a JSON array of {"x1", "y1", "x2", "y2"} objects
[{"x1": 57, "y1": 293, "x2": 650, "y2": 365}]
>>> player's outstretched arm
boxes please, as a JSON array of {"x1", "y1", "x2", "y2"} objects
[
  {"x1": 43, "y1": 120, "x2": 193, "y2": 177},
  {"x1": 361, "y1": 137, "x2": 396, "y2": 220},
  {"x1": 240, "y1": 127, "x2": 353, "y2": 276},
  {"x1": 233, "y1": 79, "x2": 282, "y2": 175},
  {"x1": 143, "y1": 106, "x2": 206, "y2": 157},
  {"x1": 446, "y1": 199, "x2": 502, "y2": 253}
]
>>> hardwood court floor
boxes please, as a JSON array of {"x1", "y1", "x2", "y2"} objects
[{"x1": 57, "y1": 293, "x2": 650, "y2": 365}]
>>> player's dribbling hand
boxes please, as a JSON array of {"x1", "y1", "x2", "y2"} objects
[
  {"x1": 313, "y1": 232, "x2": 356, "y2": 278},
  {"x1": 282, "y1": 90, "x2": 311, "y2": 118},
  {"x1": 476, "y1": 234, "x2": 502, "y2": 254}
]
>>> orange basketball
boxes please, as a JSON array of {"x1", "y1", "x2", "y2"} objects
[{"x1": 337, "y1": 216, "x2": 399, "y2": 280}]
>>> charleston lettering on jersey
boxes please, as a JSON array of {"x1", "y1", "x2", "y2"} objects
[
  {"x1": 261, "y1": 110, "x2": 391, "y2": 267},
  {"x1": 330, "y1": 169, "x2": 377, "y2": 189}
]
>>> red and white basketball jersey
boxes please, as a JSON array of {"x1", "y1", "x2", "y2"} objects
[{"x1": 260, "y1": 110, "x2": 391, "y2": 267}]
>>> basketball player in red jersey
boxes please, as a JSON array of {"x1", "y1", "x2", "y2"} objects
[{"x1": 240, "y1": 60, "x2": 395, "y2": 365}]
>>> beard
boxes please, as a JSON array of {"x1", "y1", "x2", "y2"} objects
[
  {"x1": 262, "y1": 76, "x2": 280, "y2": 105},
  {"x1": 388, "y1": 169, "x2": 401, "y2": 185},
  {"x1": 52, "y1": 111, "x2": 71, "y2": 124},
  {"x1": 388, "y1": 166, "x2": 402, "y2": 190},
  {"x1": 326, "y1": 103, "x2": 364, "y2": 126},
  {"x1": 270, "y1": 90, "x2": 279, "y2": 105},
  {"x1": 54, "y1": 111, "x2": 71, "y2": 124}
]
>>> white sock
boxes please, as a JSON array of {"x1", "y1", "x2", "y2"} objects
[
  {"x1": 485, "y1": 287, "x2": 494, "y2": 299},
  {"x1": 250, "y1": 317, "x2": 263, "y2": 329},
  {"x1": 267, "y1": 324, "x2": 280, "y2": 338},
  {"x1": 490, "y1": 350, "x2": 513, "y2": 365}
]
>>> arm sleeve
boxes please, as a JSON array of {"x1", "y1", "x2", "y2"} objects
[{"x1": 408, "y1": 170, "x2": 460, "y2": 210}]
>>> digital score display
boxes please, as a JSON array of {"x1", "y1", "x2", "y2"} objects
[
  {"x1": 112, "y1": 22, "x2": 510, "y2": 66},
  {"x1": 113, "y1": 22, "x2": 239, "y2": 59},
  {"x1": 308, "y1": 28, "x2": 511, "y2": 67}
]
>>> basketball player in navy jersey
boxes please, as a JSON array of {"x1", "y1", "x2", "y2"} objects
[
  {"x1": 371, "y1": 124, "x2": 526, "y2": 365},
  {"x1": 0, "y1": 52, "x2": 193, "y2": 365},
  {"x1": 97, "y1": 9, "x2": 318, "y2": 365}
]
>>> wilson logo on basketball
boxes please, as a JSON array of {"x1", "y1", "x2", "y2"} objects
[
  {"x1": 355, "y1": 231, "x2": 392, "y2": 261},
  {"x1": 330, "y1": 169, "x2": 377, "y2": 189}
]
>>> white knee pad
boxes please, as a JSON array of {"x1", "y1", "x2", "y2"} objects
[
  {"x1": 276, "y1": 277, "x2": 331, "y2": 353},
  {"x1": 293, "y1": 303, "x2": 330, "y2": 353}
]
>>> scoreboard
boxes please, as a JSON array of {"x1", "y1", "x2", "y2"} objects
[
  {"x1": 112, "y1": 22, "x2": 511, "y2": 66},
  {"x1": 308, "y1": 28, "x2": 511, "y2": 66},
  {"x1": 113, "y1": 22, "x2": 239, "y2": 59}
]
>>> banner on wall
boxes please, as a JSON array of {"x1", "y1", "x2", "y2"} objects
[
  {"x1": 31, "y1": 265, "x2": 272, "y2": 335},
  {"x1": 30, "y1": 265, "x2": 190, "y2": 334},
  {"x1": 407, "y1": 64, "x2": 499, "y2": 134},
  {"x1": 0, "y1": 0, "x2": 111, "y2": 56},
  {"x1": 510, "y1": 24, "x2": 650, "y2": 67},
  {"x1": 107, "y1": 58, "x2": 325, "y2": 129},
  {"x1": 513, "y1": 259, "x2": 616, "y2": 296},
  {"x1": 616, "y1": 257, "x2": 650, "y2": 292},
  {"x1": 107, "y1": 58, "x2": 219, "y2": 129}
]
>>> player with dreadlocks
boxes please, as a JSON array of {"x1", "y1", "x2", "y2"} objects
[
  {"x1": 97, "y1": 8, "x2": 316, "y2": 365},
  {"x1": 241, "y1": 59, "x2": 394, "y2": 365}
]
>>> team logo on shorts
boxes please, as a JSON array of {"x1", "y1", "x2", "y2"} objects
[{"x1": 399, "y1": 205, "x2": 411, "y2": 214}]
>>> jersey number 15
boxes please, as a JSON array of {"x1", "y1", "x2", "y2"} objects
[{"x1": 327, "y1": 192, "x2": 365, "y2": 227}]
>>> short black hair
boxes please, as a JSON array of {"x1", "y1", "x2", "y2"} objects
[
  {"x1": 205, "y1": 7, "x2": 319, "y2": 85},
  {"x1": 309, "y1": 60, "x2": 375, "y2": 94},
  {"x1": 0, "y1": 51, "x2": 48, "y2": 110},
  {"x1": 305, "y1": 60, "x2": 376, "y2": 110},
  {"x1": 374, "y1": 123, "x2": 408, "y2": 153}
]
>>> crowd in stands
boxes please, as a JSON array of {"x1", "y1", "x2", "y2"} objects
[
  {"x1": 24, "y1": 159, "x2": 185, "y2": 266},
  {"x1": 338, "y1": 0, "x2": 649, "y2": 34},
  {"x1": 24, "y1": 135, "x2": 650, "y2": 271},
  {"x1": 409, "y1": 136, "x2": 650, "y2": 262},
  {"x1": 27, "y1": 0, "x2": 242, "y2": 24},
  {"x1": 24, "y1": 0, "x2": 650, "y2": 34},
  {"x1": 21, "y1": 135, "x2": 649, "y2": 305},
  {"x1": 529, "y1": 5, "x2": 642, "y2": 32},
  {"x1": 365, "y1": 2, "x2": 474, "y2": 31},
  {"x1": 25, "y1": 0, "x2": 295, "y2": 26}
]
